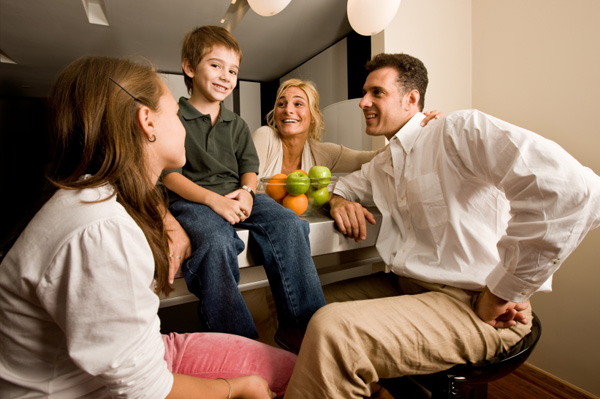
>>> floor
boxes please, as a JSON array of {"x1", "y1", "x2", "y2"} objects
[
  {"x1": 487, "y1": 364, "x2": 597, "y2": 399},
  {"x1": 377, "y1": 364, "x2": 597, "y2": 399},
  {"x1": 158, "y1": 275, "x2": 597, "y2": 399}
]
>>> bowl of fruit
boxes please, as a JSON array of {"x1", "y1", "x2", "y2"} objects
[{"x1": 258, "y1": 166, "x2": 337, "y2": 216}]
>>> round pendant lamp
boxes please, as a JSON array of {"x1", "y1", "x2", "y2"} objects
[
  {"x1": 347, "y1": 0, "x2": 402, "y2": 36},
  {"x1": 247, "y1": 0, "x2": 292, "y2": 16}
]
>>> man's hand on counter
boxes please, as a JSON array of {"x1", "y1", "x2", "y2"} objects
[{"x1": 329, "y1": 195, "x2": 377, "y2": 242}]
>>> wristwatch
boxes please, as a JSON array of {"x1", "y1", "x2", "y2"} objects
[{"x1": 240, "y1": 185, "x2": 255, "y2": 200}]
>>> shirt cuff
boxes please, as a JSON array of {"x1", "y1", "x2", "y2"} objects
[
  {"x1": 485, "y1": 264, "x2": 540, "y2": 303},
  {"x1": 333, "y1": 180, "x2": 355, "y2": 202}
]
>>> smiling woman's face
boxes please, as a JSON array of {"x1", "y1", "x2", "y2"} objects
[{"x1": 275, "y1": 87, "x2": 312, "y2": 140}]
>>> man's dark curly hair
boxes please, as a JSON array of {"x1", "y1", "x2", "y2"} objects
[{"x1": 365, "y1": 53, "x2": 428, "y2": 111}]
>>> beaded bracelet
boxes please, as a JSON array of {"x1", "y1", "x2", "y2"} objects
[{"x1": 216, "y1": 377, "x2": 232, "y2": 399}]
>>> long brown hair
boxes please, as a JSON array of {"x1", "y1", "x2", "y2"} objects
[{"x1": 47, "y1": 56, "x2": 172, "y2": 295}]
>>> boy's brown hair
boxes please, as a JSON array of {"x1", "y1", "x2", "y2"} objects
[{"x1": 181, "y1": 25, "x2": 242, "y2": 94}]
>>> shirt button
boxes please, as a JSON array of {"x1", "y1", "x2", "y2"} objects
[
  {"x1": 400, "y1": 195, "x2": 405, "y2": 201},
  {"x1": 521, "y1": 291, "x2": 528, "y2": 296},
  {"x1": 407, "y1": 225, "x2": 412, "y2": 230}
]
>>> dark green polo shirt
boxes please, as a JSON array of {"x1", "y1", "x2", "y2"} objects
[{"x1": 165, "y1": 97, "x2": 259, "y2": 203}]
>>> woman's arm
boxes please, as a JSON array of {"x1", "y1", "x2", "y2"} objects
[
  {"x1": 169, "y1": 374, "x2": 275, "y2": 399},
  {"x1": 161, "y1": 207, "x2": 191, "y2": 283},
  {"x1": 311, "y1": 140, "x2": 382, "y2": 173}
]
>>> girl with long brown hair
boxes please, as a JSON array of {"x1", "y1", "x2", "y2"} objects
[{"x1": 0, "y1": 56, "x2": 295, "y2": 398}]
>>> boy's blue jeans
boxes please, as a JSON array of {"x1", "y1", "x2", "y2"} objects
[{"x1": 170, "y1": 194, "x2": 326, "y2": 339}]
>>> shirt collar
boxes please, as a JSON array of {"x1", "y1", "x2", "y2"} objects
[
  {"x1": 178, "y1": 97, "x2": 236, "y2": 123},
  {"x1": 391, "y1": 112, "x2": 426, "y2": 153}
]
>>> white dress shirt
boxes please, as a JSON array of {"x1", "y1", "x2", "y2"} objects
[
  {"x1": 334, "y1": 110, "x2": 600, "y2": 303},
  {"x1": 0, "y1": 185, "x2": 173, "y2": 398}
]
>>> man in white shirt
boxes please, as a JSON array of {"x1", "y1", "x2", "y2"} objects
[{"x1": 282, "y1": 53, "x2": 600, "y2": 399}]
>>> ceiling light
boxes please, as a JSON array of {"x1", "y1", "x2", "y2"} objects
[
  {"x1": 347, "y1": 0, "x2": 401, "y2": 36},
  {"x1": 247, "y1": 0, "x2": 291, "y2": 17},
  {"x1": 0, "y1": 49, "x2": 16, "y2": 64},
  {"x1": 82, "y1": 0, "x2": 109, "y2": 26}
]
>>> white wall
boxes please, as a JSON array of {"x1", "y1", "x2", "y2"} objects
[
  {"x1": 239, "y1": 81, "x2": 261, "y2": 133},
  {"x1": 322, "y1": 99, "x2": 371, "y2": 151},
  {"x1": 159, "y1": 72, "x2": 188, "y2": 101},
  {"x1": 379, "y1": 0, "x2": 473, "y2": 113},
  {"x1": 369, "y1": 0, "x2": 471, "y2": 151},
  {"x1": 472, "y1": 1, "x2": 600, "y2": 396},
  {"x1": 281, "y1": 38, "x2": 348, "y2": 109}
]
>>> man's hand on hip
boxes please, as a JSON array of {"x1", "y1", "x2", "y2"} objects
[{"x1": 475, "y1": 287, "x2": 529, "y2": 328}]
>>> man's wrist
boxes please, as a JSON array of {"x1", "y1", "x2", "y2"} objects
[{"x1": 329, "y1": 194, "x2": 346, "y2": 207}]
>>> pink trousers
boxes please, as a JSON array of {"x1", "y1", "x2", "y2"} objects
[{"x1": 162, "y1": 332, "x2": 297, "y2": 397}]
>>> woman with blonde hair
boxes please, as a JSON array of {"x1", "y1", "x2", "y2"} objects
[
  {"x1": 0, "y1": 56, "x2": 295, "y2": 399},
  {"x1": 252, "y1": 78, "x2": 441, "y2": 178}
]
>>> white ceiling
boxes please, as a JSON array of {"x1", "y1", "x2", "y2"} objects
[{"x1": 0, "y1": 0, "x2": 353, "y2": 98}]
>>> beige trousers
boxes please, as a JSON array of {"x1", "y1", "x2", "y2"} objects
[{"x1": 284, "y1": 275, "x2": 532, "y2": 399}]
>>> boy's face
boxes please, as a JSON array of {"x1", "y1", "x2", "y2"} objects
[{"x1": 183, "y1": 45, "x2": 240, "y2": 104}]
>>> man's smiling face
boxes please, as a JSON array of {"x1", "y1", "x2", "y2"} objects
[{"x1": 359, "y1": 67, "x2": 415, "y2": 141}]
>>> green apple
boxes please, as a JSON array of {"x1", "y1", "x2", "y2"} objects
[
  {"x1": 308, "y1": 165, "x2": 331, "y2": 189},
  {"x1": 307, "y1": 186, "x2": 329, "y2": 207},
  {"x1": 286, "y1": 171, "x2": 310, "y2": 195}
]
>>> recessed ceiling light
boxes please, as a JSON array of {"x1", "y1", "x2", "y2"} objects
[
  {"x1": 0, "y1": 49, "x2": 16, "y2": 64},
  {"x1": 82, "y1": 0, "x2": 109, "y2": 26}
]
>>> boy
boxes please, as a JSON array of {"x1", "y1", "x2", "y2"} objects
[{"x1": 162, "y1": 26, "x2": 325, "y2": 353}]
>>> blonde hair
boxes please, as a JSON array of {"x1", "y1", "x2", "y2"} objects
[
  {"x1": 48, "y1": 56, "x2": 172, "y2": 295},
  {"x1": 266, "y1": 79, "x2": 325, "y2": 142}
]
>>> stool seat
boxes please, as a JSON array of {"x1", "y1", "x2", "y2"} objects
[{"x1": 380, "y1": 313, "x2": 542, "y2": 399}]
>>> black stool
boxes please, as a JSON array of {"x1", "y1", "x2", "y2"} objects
[{"x1": 380, "y1": 313, "x2": 542, "y2": 399}]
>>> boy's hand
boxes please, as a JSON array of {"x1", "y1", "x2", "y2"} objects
[
  {"x1": 207, "y1": 191, "x2": 251, "y2": 225},
  {"x1": 225, "y1": 189, "x2": 253, "y2": 217},
  {"x1": 329, "y1": 194, "x2": 376, "y2": 242}
]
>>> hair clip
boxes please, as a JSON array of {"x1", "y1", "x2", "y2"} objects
[{"x1": 109, "y1": 77, "x2": 140, "y2": 102}]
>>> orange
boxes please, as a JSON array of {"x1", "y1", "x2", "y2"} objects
[
  {"x1": 292, "y1": 169, "x2": 308, "y2": 176},
  {"x1": 282, "y1": 193, "x2": 308, "y2": 216},
  {"x1": 266, "y1": 173, "x2": 288, "y2": 200}
]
